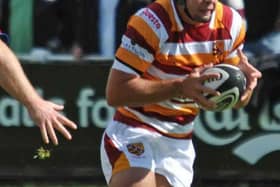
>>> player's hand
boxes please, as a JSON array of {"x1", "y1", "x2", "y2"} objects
[
  {"x1": 27, "y1": 98, "x2": 77, "y2": 145},
  {"x1": 234, "y1": 89, "x2": 253, "y2": 109},
  {"x1": 180, "y1": 64, "x2": 220, "y2": 110},
  {"x1": 236, "y1": 49, "x2": 262, "y2": 108}
]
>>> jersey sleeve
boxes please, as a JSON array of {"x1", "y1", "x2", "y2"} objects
[{"x1": 113, "y1": 7, "x2": 168, "y2": 75}]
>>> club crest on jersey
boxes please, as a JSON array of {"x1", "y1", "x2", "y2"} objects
[
  {"x1": 212, "y1": 40, "x2": 225, "y2": 62},
  {"x1": 127, "y1": 142, "x2": 145, "y2": 156}
]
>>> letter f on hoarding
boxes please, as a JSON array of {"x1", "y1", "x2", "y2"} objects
[{"x1": 77, "y1": 88, "x2": 95, "y2": 128}]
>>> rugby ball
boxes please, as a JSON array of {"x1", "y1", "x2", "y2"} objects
[{"x1": 202, "y1": 64, "x2": 246, "y2": 112}]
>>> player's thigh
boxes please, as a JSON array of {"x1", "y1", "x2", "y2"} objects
[
  {"x1": 156, "y1": 173, "x2": 172, "y2": 187},
  {"x1": 109, "y1": 167, "x2": 171, "y2": 187}
]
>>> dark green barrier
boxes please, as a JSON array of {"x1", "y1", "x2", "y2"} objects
[{"x1": 0, "y1": 62, "x2": 112, "y2": 181}]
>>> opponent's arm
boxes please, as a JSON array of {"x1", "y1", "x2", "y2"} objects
[
  {"x1": 0, "y1": 39, "x2": 41, "y2": 106},
  {"x1": 0, "y1": 39, "x2": 77, "y2": 145}
]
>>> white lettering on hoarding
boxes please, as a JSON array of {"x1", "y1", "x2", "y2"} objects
[
  {"x1": 0, "y1": 97, "x2": 20, "y2": 126},
  {"x1": 0, "y1": 87, "x2": 114, "y2": 129},
  {"x1": 76, "y1": 88, "x2": 114, "y2": 128},
  {"x1": 194, "y1": 101, "x2": 280, "y2": 165}
]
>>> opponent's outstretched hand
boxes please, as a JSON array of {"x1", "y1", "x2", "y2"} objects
[
  {"x1": 27, "y1": 98, "x2": 77, "y2": 145},
  {"x1": 0, "y1": 39, "x2": 77, "y2": 145}
]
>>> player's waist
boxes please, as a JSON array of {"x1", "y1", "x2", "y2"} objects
[{"x1": 114, "y1": 110, "x2": 194, "y2": 139}]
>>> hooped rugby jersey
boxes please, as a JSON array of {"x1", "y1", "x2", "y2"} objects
[{"x1": 112, "y1": 0, "x2": 246, "y2": 138}]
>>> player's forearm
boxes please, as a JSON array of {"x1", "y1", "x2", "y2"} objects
[
  {"x1": 0, "y1": 41, "x2": 41, "y2": 107},
  {"x1": 106, "y1": 71, "x2": 183, "y2": 107}
]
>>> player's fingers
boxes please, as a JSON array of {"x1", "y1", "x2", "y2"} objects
[
  {"x1": 46, "y1": 121, "x2": 58, "y2": 145},
  {"x1": 200, "y1": 72, "x2": 220, "y2": 82},
  {"x1": 203, "y1": 63, "x2": 214, "y2": 68},
  {"x1": 194, "y1": 95, "x2": 216, "y2": 110},
  {"x1": 199, "y1": 85, "x2": 220, "y2": 97},
  {"x1": 247, "y1": 78, "x2": 258, "y2": 90},
  {"x1": 39, "y1": 123, "x2": 49, "y2": 144},
  {"x1": 200, "y1": 63, "x2": 214, "y2": 73},
  {"x1": 239, "y1": 56, "x2": 262, "y2": 80},
  {"x1": 249, "y1": 67, "x2": 262, "y2": 79},
  {"x1": 57, "y1": 114, "x2": 77, "y2": 130},
  {"x1": 252, "y1": 71, "x2": 262, "y2": 78},
  {"x1": 241, "y1": 89, "x2": 253, "y2": 102},
  {"x1": 53, "y1": 118, "x2": 72, "y2": 140},
  {"x1": 192, "y1": 65, "x2": 214, "y2": 76},
  {"x1": 245, "y1": 62, "x2": 262, "y2": 76},
  {"x1": 52, "y1": 103, "x2": 64, "y2": 111},
  {"x1": 235, "y1": 89, "x2": 252, "y2": 108}
]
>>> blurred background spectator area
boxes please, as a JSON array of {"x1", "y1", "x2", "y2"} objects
[
  {"x1": 0, "y1": 0, "x2": 152, "y2": 61},
  {"x1": 0, "y1": 0, "x2": 100, "y2": 58},
  {"x1": 0, "y1": 0, "x2": 279, "y2": 60}
]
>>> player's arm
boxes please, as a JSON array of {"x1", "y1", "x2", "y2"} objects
[
  {"x1": 0, "y1": 39, "x2": 77, "y2": 145},
  {"x1": 0, "y1": 40, "x2": 41, "y2": 107},
  {"x1": 106, "y1": 67, "x2": 219, "y2": 109},
  {"x1": 108, "y1": 8, "x2": 219, "y2": 109}
]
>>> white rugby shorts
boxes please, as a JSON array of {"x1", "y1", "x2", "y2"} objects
[{"x1": 100, "y1": 120, "x2": 196, "y2": 187}]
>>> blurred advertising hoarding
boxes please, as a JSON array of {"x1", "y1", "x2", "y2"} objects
[{"x1": 0, "y1": 60, "x2": 279, "y2": 182}]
